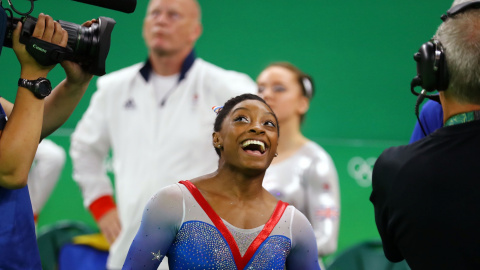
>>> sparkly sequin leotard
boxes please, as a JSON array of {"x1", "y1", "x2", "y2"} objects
[
  {"x1": 122, "y1": 181, "x2": 321, "y2": 270},
  {"x1": 263, "y1": 141, "x2": 340, "y2": 257}
]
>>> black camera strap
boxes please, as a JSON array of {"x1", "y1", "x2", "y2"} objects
[{"x1": 25, "y1": 37, "x2": 73, "y2": 66}]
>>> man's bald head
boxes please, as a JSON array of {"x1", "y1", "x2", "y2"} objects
[
  {"x1": 146, "y1": 0, "x2": 201, "y2": 21},
  {"x1": 143, "y1": 0, "x2": 203, "y2": 57}
]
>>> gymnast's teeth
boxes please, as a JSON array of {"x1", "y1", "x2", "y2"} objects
[{"x1": 242, "y1": 140, "x2": 265, "y2": 153}]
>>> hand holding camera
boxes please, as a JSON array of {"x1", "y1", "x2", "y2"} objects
[
  {"x1": 4, "y1": 0, "x2": 116, "y2": 76},
  {"x1": 59, "y1": 19, "x2": 97, "y2": 89},
  {"x1": 12, "y1": 13, "x2": 67, "y2": 80}
]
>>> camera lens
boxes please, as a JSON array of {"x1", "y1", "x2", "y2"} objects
[{"x1": 58, "y1": 17, "x2": 116, "y2": 75}]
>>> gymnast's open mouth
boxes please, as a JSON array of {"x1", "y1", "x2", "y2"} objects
[{"x1": 241, "y1": 139, "x2": 267, "y2": 156}]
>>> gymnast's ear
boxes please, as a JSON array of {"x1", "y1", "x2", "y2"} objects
[{"x1": 212, "y1": 132, "x2": 223, "y2": 148}]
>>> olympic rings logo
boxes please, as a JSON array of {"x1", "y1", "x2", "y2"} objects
[{"x1": 347, "y1": 156, "x2": 377, "y2": 187}]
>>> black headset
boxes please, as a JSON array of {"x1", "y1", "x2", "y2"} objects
[
  {"x1": 411, "y1": 1, "x2": 480, "y2": 136},
  {"x1": 411, "y1": 1, "x2": 480, "y2": 94}
]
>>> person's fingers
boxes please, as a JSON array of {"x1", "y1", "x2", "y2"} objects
[
  {"x1": 108, "y1": 231, "x2": 118, "y2": 244},
  {"x1": 51, "y1": 22, "x2": 64, "y2": 45},
  {"x1": 113, "y1": 220, "x2": 122, "y2": 237},
  {"x1": 12, "y1": 21, "x2": 22, "y2": 48},
  {"x1": 103, "y1": 231, "x2": 113, "y2": 244},
  {"x1": 82, "y1": 20, "x2": 93, "y2": 27},
  {"x1": 32, "y1": 13, "x2": 46, "y2": 39},
  {"x1": 106, "y1": 228, "x2": 116, "y2": 244},
  {"x1": 99, "y1": 210, "x2": 122, "y2": 245},
  {"x1": 41, "y1": 15, "x2": 55, "y2": 41},
  {"x1": 109, "y1": 216, "x2": 121, "y2": 240},
  {"x1": 60, "y1": 28, "x2": 68, "y2": 47},
  {"x1": 110, "y1": 223, "x2": 121, "y2": 243},
  {"x1": 101, "y1": 224, "x2": 115, "y2": 244}
]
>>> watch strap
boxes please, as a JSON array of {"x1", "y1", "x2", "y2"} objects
[
  {"x1": 18, "y1": 78, "x2": 34, "y2": 90},
  {"x1": 18, "y1": 77, "x2": 51, "y2": 99}
]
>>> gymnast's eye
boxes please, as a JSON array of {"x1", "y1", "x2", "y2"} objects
[
  {"x1": 264, "y1": 120, "x2": 276, "y2": 127},
  {"x1": 234, "y1": 116, "x2": 249, "y2": 123}
]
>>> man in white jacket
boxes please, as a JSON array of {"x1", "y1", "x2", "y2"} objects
[{"x1": 70, "y1": 0, "x2": 256, "y2": 268}]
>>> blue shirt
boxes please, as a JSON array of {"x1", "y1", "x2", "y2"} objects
[
  {"x1": 0, "y1": 102, "x2": 42, "y2": 269},
  {"x1": 409, "y1": 100, "x2": 444, "y2": 143}
]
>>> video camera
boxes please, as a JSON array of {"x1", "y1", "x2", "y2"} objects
[{"x1": 0, "y1": 0, "x2": 136, "y2": 76}]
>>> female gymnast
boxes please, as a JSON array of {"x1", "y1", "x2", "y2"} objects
[
  {"x1": 257, "y1": 62, "x2": 340, "y2": 263},
  {"x1": 122, "y1": 93, "x2": 321, "y2": 269}
]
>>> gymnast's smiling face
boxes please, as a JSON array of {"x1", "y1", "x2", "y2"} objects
[{"x1": 214, "y1": 99, "x2": 279, "y2": 174}]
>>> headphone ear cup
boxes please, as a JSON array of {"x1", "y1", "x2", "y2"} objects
[
  {"x1": 413, "y1": 40, "x2": 449, "y2": 92},
  {"x1": 436, "y1": 50, "x2": 449, "y2": 91},
  {"x1": 414, "y1": 41, "x2": 438, "y2": 92}
]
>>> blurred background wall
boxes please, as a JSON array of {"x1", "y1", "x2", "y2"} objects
[{"x1": 0, "y1": 0, "x2": 452, "y2": 262}]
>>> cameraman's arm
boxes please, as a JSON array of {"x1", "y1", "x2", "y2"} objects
[
  {"x1": 41, "y1": 20, "x2": 95, "y2": 138},
  {"x1": 0, "y1": 14, "x2": 65, "y2": 189},
  {"x1": 0, "y1": 97, "x2": 13, "y2": 116}
]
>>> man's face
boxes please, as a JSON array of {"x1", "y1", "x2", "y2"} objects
[{"x1": 143, "y1": 0, "x2": 201, "y2": 56}]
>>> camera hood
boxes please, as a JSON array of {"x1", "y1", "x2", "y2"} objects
[{"x1": 88, "y1": 16, "x2": 116, "y2": 75}]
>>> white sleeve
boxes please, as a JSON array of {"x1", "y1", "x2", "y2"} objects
[
  {"x1": 28, "y1": 139, "x2": 66, "y2": 215},
  {"x1": 70, "y1": 82, "x2": 113, "y2": 208},
  {"x1": 306, "y1": 151, "x2": 340, "y2": 256}
]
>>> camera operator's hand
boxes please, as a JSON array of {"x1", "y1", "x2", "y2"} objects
[
  {"x1": 60, "y1": 19, "x2": 96, "y2": 87},
  {"x1": 12, "y1": 13, "x2": 68, "y2": 79}
]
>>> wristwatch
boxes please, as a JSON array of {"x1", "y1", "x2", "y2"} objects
[{"x1": 18, "y1": 77, "x2": 52, "y2": 99}]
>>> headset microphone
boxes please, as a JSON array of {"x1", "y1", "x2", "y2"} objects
[{"x1": 72, "y1": 0, "x2": 137, "y2": 14}]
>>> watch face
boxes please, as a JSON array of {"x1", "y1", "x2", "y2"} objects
[{"x1": 36, "y1": 79, "x2": 52, "y2": 97}]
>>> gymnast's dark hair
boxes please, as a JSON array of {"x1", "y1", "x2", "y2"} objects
[{"x1": 213, "y1": 93, "x2": 279, "y2": 157}]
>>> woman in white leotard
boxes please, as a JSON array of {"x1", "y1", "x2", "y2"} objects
[
  {"x1": 123, "y1": 94, "x2": 321, "y2": 270},
  {"x1": 257, "y1": 62, "x2": 340, "y2": 264}
]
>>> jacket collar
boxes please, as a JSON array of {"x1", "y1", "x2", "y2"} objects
[{"x1": 139, "y1": 50, "x2": 196, "y2": 83}]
